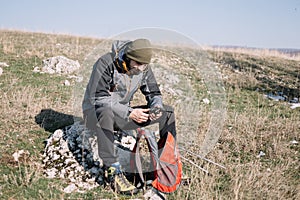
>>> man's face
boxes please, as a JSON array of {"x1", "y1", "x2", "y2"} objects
[{"x1": 127, "y1": 60, "x2": 148, "y2": 75}]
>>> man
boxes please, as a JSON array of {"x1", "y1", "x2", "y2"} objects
[{"x1": 82, "y1": 39, "x2": 177, "y2": 195}]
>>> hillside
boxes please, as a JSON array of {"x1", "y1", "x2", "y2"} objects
[{"x1": 0, "y1": 30, "x2": 299, "y2": 199}]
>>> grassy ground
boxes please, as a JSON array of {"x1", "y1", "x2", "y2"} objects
[{"x1": 0, "y1": 30, "x2": 299, "y2": 199}]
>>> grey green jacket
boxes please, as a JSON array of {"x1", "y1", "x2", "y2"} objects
[{"x1": 82, "y1": 49, "x2": 163, "y2": 121}]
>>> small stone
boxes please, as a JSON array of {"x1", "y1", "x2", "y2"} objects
[
  {"x1": 12, "y1": 150, "x2": 24, "y2": 162},
  {"x1": 202, "y1": 98, "x2": 210, "y2": 104},
  {"x1": 0, "y1": 62, "x2": 9, "y2": 67},
  {"x1": 52, "y1": 129, "x2": 64, "y2": 141},
  {"x1": 257, "y1": 151, "x2": 266, "y2": 158},
  {"x1": 64, "y1": 80, "x2": 71, "y2": 86},
  {"x1": 63, "y1": 183, "x2": 77, "y2": 193},
  {"x1": 33, "y1": 66, "x2": 40, "y2": 73},
  {"x1": 12, "y1": 150, "x2": 29, "y2": 162},
  {"x1": 290, "y1": 140, "x2": 298, "y2": 144},
  {"x1": 52, "y1": 154, "x2": 60, "y2": 161},
  {"x1": 144, "y1": 188, "x2": 166, "y2": 200},
  {"x1": 45, "y1": 168, "x2": 57, "y2": 178}
]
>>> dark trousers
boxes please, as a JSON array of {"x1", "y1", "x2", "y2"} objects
[{"x1": 83, "y1": 105, "x2": 176, "y2": 166}]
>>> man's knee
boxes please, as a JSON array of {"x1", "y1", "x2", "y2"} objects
[
  {"x1": 96, "y1": 106, "x2": 114, "y2": 131},
  {"x1": 96, "y1": 106, "x2": 114, "y2": 119}
]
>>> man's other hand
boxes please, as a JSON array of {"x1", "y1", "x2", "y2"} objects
[{"x1": 149, "y1": 107, "x2": 163, "y2": 121}]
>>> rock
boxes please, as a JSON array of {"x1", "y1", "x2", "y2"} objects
[
  {"x1": 257, "y1": 151, "x2": 266, "y2": 158},
  {"x1": 64, "y1": 80, "x2": 71, "y2": 86},
  {"x1": 0, "y1": 67, "x2": 2, "y2": 76},
  {"x1": 32, "y1": 66, "x2": 40, "y2": 73},
  {"x1": 42, "y1": 121, "x2": 155, "y2": 193},
  {"x1": 45, "y1": 168, "x2": 58, "y2": 178},
  {"x1": 265, "y1": 93, "x2": 286, "y2": 101},
  {"x1": 143, "y1": 188, "x2": 166, "y2": 200},
  {"x1": 63, "y1": 183, "x2": 77, "y2": 193},
  {"x1": 202, "y1": 98, "x2": 210, "y2": 104},
  {"x1": 12, "y1": 150, "x2": 30, "y2": 162},
  {"x1": 0, "y1": 62, "x2": 9, "y2": 67},
  {"x1": 41, "y1": 56, "x2": 80, "y2": 74},
  {"x1": 290, "y1": 103, "x2": 300, "y2": 109},
  {"x1": 290, "y1": 140, "x2": 298, "y2": 145},
  {"x1": 52, "y1": 129, "x2": 64, "y2": 142},
  {"x1": 42, "y1": 123, "x2": 100, "y2": 192}
]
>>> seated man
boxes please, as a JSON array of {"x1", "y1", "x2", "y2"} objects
[{"x1": 82, "y1": 38, "x2": 178, "y2": 195}]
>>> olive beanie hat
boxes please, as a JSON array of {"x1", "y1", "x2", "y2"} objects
[{"x1": 125, "y1": 39, "x2": 152, "y2": 64}]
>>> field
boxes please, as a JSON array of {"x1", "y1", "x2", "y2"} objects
[{"x1": 0, "y1": 30, "x2": 299, "y2": 199}]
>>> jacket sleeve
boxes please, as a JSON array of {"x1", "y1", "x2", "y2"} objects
[
  {"x1": 83, "y1": 54, "x2": 132, "y2": 120},
  {"x1": 140, "y1": 66, "x2": 163, "y2": 108}
]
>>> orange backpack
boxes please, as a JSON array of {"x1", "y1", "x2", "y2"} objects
[{"x1": 130, "y1": 128, "x2": 182, "y2": 193}]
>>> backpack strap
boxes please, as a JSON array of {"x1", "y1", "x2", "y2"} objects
[{"x1": 130, "y1": 128, "x2": 159, "y2": 187}]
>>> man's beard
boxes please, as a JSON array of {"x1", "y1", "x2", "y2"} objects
[{"x1": 127, "y1": 68, "x2": 141, "y2": 75}]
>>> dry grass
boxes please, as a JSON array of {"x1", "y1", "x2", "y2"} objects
[
  {"x1": 204, "y1": 46, "x2": 300, "y2": 61},
  {"x1": 0, "y1": 29, "x2": 299, "y2": 199}
]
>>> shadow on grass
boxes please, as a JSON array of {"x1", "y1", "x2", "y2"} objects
[{"x1": 35, "y1": 108, "x2": 82, "y2": 133}]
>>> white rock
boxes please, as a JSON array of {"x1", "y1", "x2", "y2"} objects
[
  {"x1": 290, "y1": 140, "x2": 298, "y2": 144},
  {"x1": 121, "y1": 136, "x2": 136, "y2": 151},
  {"x1": 202, "y1": 98, "x2": 210, "y2": 104},
  {"x1": 290, "y1": 103, "x2": 300, "y2": 109},
  {"x1": 52, "y1": 129, "x2": 64, "y2": 142},
  {"x1": 59, "y1": 140, "x2": 70, "y2": 154},
  {"x1": 0, "y1": 67, "x2": 2, "y2": 76},
  {"x1": 32, "y1": 66, "x2": 40, "y2": 73},
  {"x1": 64, "y1": 80, "x2": 71, "y2": 86},
  {"x1": 63, "y1": 183, "x2": 77, "y2": 193},
  {"x1": 65, "y1": 158, "x2": 75, "y2": 165},
  {"x1": 144, "y1": 188, "x2": 166, "y2": 200},
  {"x1": 0, "y1": 62, "x2": 9, "y2": 67},
  {"x1": 52, "y1": 154, "x2": 60, "y2": 161},
  {"x1": 45, "y1": 168, "x2": 57, "y2": 178},
  {"x1": 70, "y1": 177, "x2": 76, "y2": 183},
  {"x1": 60, "y1": 169, "x2": 66, "y2": 178},
  {"x1": 43, "y1": 157, "x2": 49, "y2": 163},
  {"x1": 76, "y1": 165, "x2": 83, "y2": 172},
  {"x1": 257, "y1": 151, "x2": 266, "y2": 158},
  {"x1": 290, "y1": 97, "x2": 299, "y2": 103},
  {"x1": 12, "y1": 150, "x2": 29, "y2": 162},
  {"x1": 12, "y1": 150, "x2": 24, "y2": 162},
  {"x1": 41, "y1": 56, "x2": 80, "y2": 74}
]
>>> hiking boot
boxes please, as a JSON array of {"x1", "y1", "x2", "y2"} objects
[{"x1": 106, "y1": 164, "x2": 139, "y2": 195}]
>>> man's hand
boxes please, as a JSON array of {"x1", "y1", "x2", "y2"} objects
[
  {"x1": 149, "y1": 107, "x2": 163, "y2": 121},
  {"x1": 129, "y1": 108, "x2": 150, "y2": 123}
]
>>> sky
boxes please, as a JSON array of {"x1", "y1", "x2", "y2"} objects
[{"x1": 0, "y1": 0, "x2": 300, "y2": 49}]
